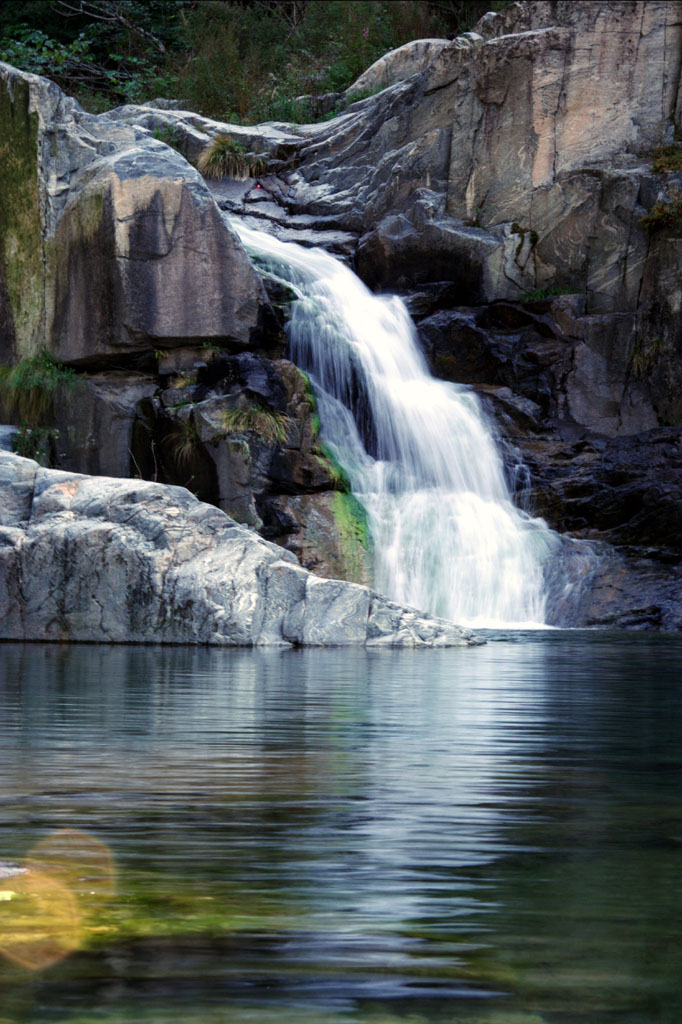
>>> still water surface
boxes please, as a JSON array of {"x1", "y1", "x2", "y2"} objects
[{"x1": 1, "y1": 634, "x2": 681, "y2": 1023}]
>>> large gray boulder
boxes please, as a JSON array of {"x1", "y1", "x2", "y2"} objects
[
  {"x1": 0, "y1": 451, "x2": 477, "y2": 647},
  {"x1": 0, "y1": 61, "x2": 264, "y2": 367}
]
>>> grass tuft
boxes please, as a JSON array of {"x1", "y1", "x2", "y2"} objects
[
  {"x1": 0, "y1": 351, "x2": 79, "y2": 423},
  {"x1": 221, "y1": 405, "x2": 289, "y2": 444},
  {"x1": 163, "y1": 418, "x2": 201, "y2": 470},
  {"x1": 197, "y1": 134, "x2": 268, "y2": 180}
]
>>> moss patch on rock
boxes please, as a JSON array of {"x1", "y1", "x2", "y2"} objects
[
  {"x1": 331, "y1": 491, "x2": 370, "y2": 583},
  {"x1": 0, "y1": 74, "x2": 42, "y2": 361}
]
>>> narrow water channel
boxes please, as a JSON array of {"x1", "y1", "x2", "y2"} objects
[{"x1": 1, "y1": 635, "x2": 681, "y2": 1024}]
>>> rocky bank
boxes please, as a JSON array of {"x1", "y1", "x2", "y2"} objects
[
  {"x1": 1, "y1": 0, "x2": 682, "y2": 633},
  {"x1": 0, "y1": 451, "x2": 476, "y2": 647}
]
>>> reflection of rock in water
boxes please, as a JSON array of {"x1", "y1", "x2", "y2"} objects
[{"x1": 0, "y1": 863, "x2": 26, "y2": 879}]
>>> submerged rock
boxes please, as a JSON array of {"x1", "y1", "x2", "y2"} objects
[{"x1": 0, "y1": 452, "x2": 478, "y2": 648}]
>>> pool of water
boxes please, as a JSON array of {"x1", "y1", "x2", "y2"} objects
[{"x1": 1, "y1": 633, "x2": 681, "y2": 1023}]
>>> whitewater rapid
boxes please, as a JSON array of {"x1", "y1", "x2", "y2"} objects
[{"x1": 233, "y1": 220, "x2": 561, "y2": 628}]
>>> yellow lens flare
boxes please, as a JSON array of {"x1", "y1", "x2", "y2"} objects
[
  {"x1": 0, "y1": 868, "x2": 80, "y2": 971},
  {"x1": 0, "y1": 830, "x2": 116, "y2": 972},
  {"x1": 25, "y1": 829, "x2": 116, "y2": 902}
]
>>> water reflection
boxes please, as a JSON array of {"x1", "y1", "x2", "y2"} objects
[{"x1": 1, "y1": 636, "x2": 681, "y2": 1022}]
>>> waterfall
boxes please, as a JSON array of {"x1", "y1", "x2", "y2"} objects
[{"x1": 233, "y1": 220, "x2": 561, "y2": 628}]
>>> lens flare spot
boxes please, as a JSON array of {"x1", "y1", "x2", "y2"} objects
[
  {"x1": 25, "y1": 828, "x2": 116, "y2": 902},
  {"x1": 0, "y1": 868, "x2": 80, "y2": 971},
  {"x1": 0, "y1": 830, "x2": 116, "y2": 971}
]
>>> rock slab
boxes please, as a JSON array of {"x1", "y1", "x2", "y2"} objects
[{"x1": 0, "y1": 452, "x2": 478, "y2": 648}]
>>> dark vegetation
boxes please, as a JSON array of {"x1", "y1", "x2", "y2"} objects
[
  {"x1": 0, "y1": 1, "x2": 508, "y2": 122},
  {"x1": 642, "y1": 190, "x2": 682, "y2": 234}
]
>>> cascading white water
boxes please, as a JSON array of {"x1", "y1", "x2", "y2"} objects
[{"x1": 233, "y1": 220, "x2": 561, "y2": 628}]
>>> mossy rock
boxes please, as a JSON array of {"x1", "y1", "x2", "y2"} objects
[{"x1": 0, "y1": 74, "x2": 42, "y2": 362}]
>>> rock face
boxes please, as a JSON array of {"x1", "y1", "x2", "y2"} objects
[
  {"x1": 0, "y1": 61, "x2": 264, "y2": 366},
  {"x1": 0, "y1": 451, "x2": 477, "y2": 647},
  {"x1": 3, "y1": 3, "x2": 682, "y2": 633}
]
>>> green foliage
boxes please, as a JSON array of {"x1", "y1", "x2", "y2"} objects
[
  {"x1": 221, "y1": 404, "x2": 289, "y2": 444},
  {"x1": 1, "y1": 1, "x2": 512, "y2": 122},
  {"x1": 520, "y1": 286, "x2": 577, "y2": 303},
  {"x1": 642, "y1": 190, "x2": 682, "y2": 233},
  {"x1": 650, "y1": 144, "x2": 682, "y2": 174},
  {"x1": 197, "y1": 134, "x2": 268, "y2": 180},
  {"x1": 170, "y1": 371, "x2": 196, "y2": 388},
  {"x1": 11, "y1": 423, "x2": 55, "y2": 464},
  {"x1": 0, "y1": 1, "x2": 185, "y2": 110},
  {"x1": 202, "y1": 341, "x2": 223, "y2": 358},
  {"x1": 0, "y1": 350, "x2": 79, "y2": 423}
]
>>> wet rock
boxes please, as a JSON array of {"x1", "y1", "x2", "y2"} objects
[
  {"x1": 566, "y1": 548, "x2": 682, "y2": 631},
  {"x1": 0, "y1": 451, "x2": 478, "y2": 647},
  {"x1": 518, "y1": 428, "x2": 682, "y2": 551}
]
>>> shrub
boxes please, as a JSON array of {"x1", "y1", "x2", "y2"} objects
[
  {"x1": 651, "y1": 144, "x2": 682, "y2": 174},
  {"x1": 642, "y1": 191, "x2": 682, "y2": 233}
]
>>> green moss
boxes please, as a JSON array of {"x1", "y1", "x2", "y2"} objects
[
  {"x1": 0, "y1": 74, "x2": 43, "y2": 355},
  {"x1": 317, "y1": 443, "x2": 350, "y2": 491},
  {"x1": 332, "y1": 490, "x2": 370, "y2": 582}
]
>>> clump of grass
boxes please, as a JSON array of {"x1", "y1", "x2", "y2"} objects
[
  {"x1": 221, "y1": 405, "x2": 289, "y2": 444},
  {"x1": 170, "y1": 371, "x2": 196, "y2": 389},
  {"x1": 0, "y1": 350, "x2": 79, "y2": 423},
  {"x1": 642, "y1": 190, "x2": 682, "y2": 233},
  {"x1": 630, "y1": 337, "x2": 665, "y2": 378},
  {"x1": 197, "y1": 134, "x2": 268, "y2": 180},
  {"x1": 650, "y1": 144, "x2": 682, "y2": 174},
  {"x1": 163, "y1": 418, "x2": 201, "y2": 470}
]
